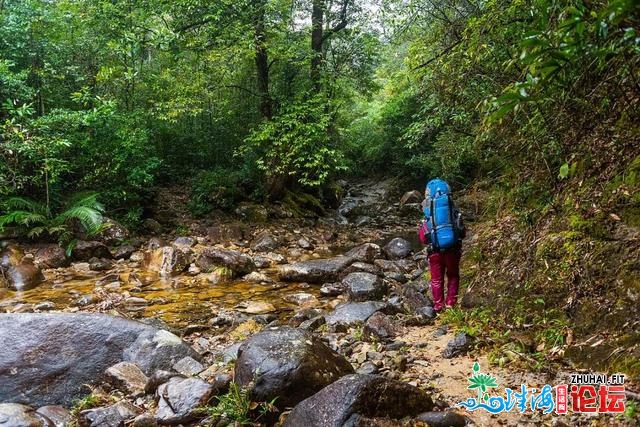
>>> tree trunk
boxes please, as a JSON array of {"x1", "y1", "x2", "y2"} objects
[
  {"x1": 254, "y1": 0, "x2": 272, "y2": 120},
  {"x1": 311, "y1": 0, "x2": 324, "y2": 90}
]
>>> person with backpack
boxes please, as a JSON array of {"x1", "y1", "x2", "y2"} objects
[{"x1": 418, "y1": 178, "x2": 466, "y2": 313}]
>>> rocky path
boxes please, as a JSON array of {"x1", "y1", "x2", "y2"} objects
[{"x1": 1, "y1": 179, "x2": 638, "y2": 426}]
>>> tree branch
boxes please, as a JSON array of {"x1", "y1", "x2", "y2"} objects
[
  {"x1": 412, "y1": 39, "x2": 463, "y2": 70},
  {"x1": 322, "y1": 0, "x2": 350, "y2": 42},
  {"x1": 224, "y1": 85, "x2": 261, "y2": 98}
]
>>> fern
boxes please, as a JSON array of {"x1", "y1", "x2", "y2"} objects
[
  {"x1": 0, "y1": 210, "x2": 47, "y2": 228},
  {"x1": 2, "y1": 197, "x2": 46, "y2": 214},
  {"x1": 0, "y1": 192, "x2": 105, "y2": 245}
]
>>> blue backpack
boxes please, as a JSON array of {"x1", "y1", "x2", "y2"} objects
[{"x1": 423, "y1": 178, "x2": 463, "y2": 250}]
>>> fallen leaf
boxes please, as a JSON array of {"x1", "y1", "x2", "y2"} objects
[{"x1": 566, "y1": 329, "x2": 574, "y2": 346}]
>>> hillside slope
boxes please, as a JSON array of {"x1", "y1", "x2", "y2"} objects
[{"x1": 454, "y1": 128, "x2": 640, "y2": 379}]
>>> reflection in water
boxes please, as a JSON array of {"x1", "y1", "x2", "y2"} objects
[{"x1": 0, "y1": 265, "x2": 322, "y2": 328}]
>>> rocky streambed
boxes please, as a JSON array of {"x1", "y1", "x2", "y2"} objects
[{"x1": 0, "y1": 180, "x2": 637, "y2": 427}]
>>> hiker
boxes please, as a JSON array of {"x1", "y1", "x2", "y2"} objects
[{"x1": 418, "y1": 178, "x2": 466, "y2": 313}]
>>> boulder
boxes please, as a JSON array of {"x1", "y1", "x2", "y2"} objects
[
  {"x1": 144, "y1": 246, "x2": 191, "y2": 277},
  {"x1": 284, "y1": 292, "x2": 320, "y2": 308},
  {"x1": 235, "y1": 203, "x2": 268, "y2": 223},
  {"x1": 363, "y1": 312, "x2": 398, "y2": 341},
  {"x1": 131, "y1": 413, "x2": 158, "y2": 427},
  {"x1": 415, "y1": 411, "x2": 469, "y2": 427},
  {"x1": 195, "y1": 247, "x2": 255, "y2": 277},
  {"x1": 172, "y1": 237, "x2": 196, "y2": 248},
  {"x1": 442, "y1": 333, "x2": 474, "y2": 359},
  {"x1": 373, "y1": 259, "x2": 403, "y2": 274},
  {"x1": 71, "y1": 241, "x2": 112, "y2": 261},
  {"x1": 35, "y1": 406, "x2": 70, "y2": 427},
  {"x1": 33, "y1": 245, "x2": 69, "y2": 269},
  {"x1": 343, "y1": 272, "x2": 386, "y2": 302},
  {"x1": 172, "y1": 356, "x2": 205, "y2": 377},
  {"x1": 0, "y1": 313, "x2": 200, "y2": 407},
  {"x1": 382, "y1": 238, "x2": 412, "y2": 260},
  {"x1": 105, "y1": 362, "x2": 149, "y2": 396},
  {"x1": 234, "y1": 301, "x2": 276, "y2": 315},
  {"x1": 234, "y1": 327, "x2": 354, "y2": 409},
  {"x1": 278, "y1": 256, "x2": 354, "y2": 283},
  {"x1": 283, "y1": 374, "x2": 433, "y2": 427},
  {"x1": 155, "y1": 377, "x2": 214, "y2": 425},
  {"x1": 95, "y1": 218, "x2": 130, "y2": 246},
  {"x1": 242, "y1": 271, "x2": 274, "y2": 284},
  {"x1": 297, "y1": 237, "x2": 314, "y2": 250},
  {"x1": 325, "y1": 301, "x2": 388, "y2": 330},
  {"x1": 79, "y1": 401, "x2": 141, "y2": 427},
  {"x1": 344, "y1": 243, "x2": 381, "y2": 263},
  {"x1": 0, "y1": 403, "x2": 52, "y2": 427},
  {"x1": 399, "y1": 282, "x2": 433, "y2": 313},
  {"x1": 250, "y1": 231, "x2": 279, "y2": 252},
  {"x1": 0, "y1": 258, "x2": 45, "y2": 291},
  {"x1": 123, "y1": 329, "x2": 202, "y2": 376},
  {"x1": 113, "y1": 245, "x2": 136, "y2": 260},
  {"x1": 341, "y1": 262, "x2": 382, "y2": 277}
]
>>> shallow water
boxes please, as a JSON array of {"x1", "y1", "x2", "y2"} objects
[{"x1": 0, "y1": 263, "x2": 323, "y2": 328}]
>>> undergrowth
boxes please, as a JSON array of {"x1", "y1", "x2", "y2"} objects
[
  {"x1": 200, "y1": 382, "x2": 278, "y2": 426},
  {"x1": 455, "y1": 144, "x2": 640, "y2": 379}
]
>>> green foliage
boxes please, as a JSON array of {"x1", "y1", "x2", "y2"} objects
[
  {"x1": 243, "y1": 96, "x2": 347, "y2": 190},
  {"x1": 487, "y1": 0, "x2": 640, "y2": 123},
  {"x1": 622, "y1": 398, "x2": 638, "y2": 420},
  {"x1": 68, "y1": 392, "x2": 112, "y2": 427},
  {"x1": 203, "y1": 382, "x2": 278, "y2": 426},
  {"x1": 188, "y1": 168, "x2": 244, "y2": 216},
  {"x1": 440, "y1": 307, "x2": 494, "y2": 338},
  {"x1": 0, "y1": 193, "x2": 104, "y2": 247}
]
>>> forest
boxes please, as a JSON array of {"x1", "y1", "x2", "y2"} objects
[
  {"x1": 1, "y1": 0, "x2": 640, "y2": 425},
  {"x1": 1, "y1": 0, "x2": 638, "y2": 230}
]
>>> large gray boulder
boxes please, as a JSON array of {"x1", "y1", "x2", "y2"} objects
[
  {"x1": 343, "y1": 272, "x2": 386, "y2": 302},
  {"x1": 344, "y1": 243, "x2": 381, "y2": 263},
  {"x1": 155, "y1": 377, "x2": 214, "y2": 425},
  {"x1": 195, "y1": 247, "x2": 255, "y2": 277},
  {"x1": 283, "y1": 374, "x2": 434, "y2": 427},
  {"x1": 325, "y1": 301, "x2": 388, "y2": 330},
  {"x1": 382, "y1": 237, "x2": 412, "y2": 260},
  {"x1": 278, "y1": 256, "x2": 354, "y2": 283},
  {"x1": 234, "y1": 327, "x2": 354, "y2": 409},
  {"x1": 0, "y1": 313, "x2": 201, "y2": 407}
]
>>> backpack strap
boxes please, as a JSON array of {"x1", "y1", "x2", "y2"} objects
[
  {"x1": 429, "y1": 196, "x2": 439, "y2": 249},
  {"x1": 447, "y1": 194, "x2": 458, "y2": 241}
]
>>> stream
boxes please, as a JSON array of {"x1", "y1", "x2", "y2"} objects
[{"x1": 0, "y1": 179, "x2": 421, "y2": 329}]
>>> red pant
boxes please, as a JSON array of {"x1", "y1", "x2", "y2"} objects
[{"x1": 428, "y1": 249, "x2": 461, "y2": 311}]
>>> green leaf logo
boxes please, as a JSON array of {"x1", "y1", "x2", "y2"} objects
[{"x1": 467, "y1": 363, "x2": 499, "y2": 402}]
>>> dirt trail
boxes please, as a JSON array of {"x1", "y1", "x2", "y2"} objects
[
  {"x1": 397, "y1": 319, "x2": 636, "y2": 426},
  {"x1": 399, "y1": 321, "x2": 525, "y2": 426}
]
